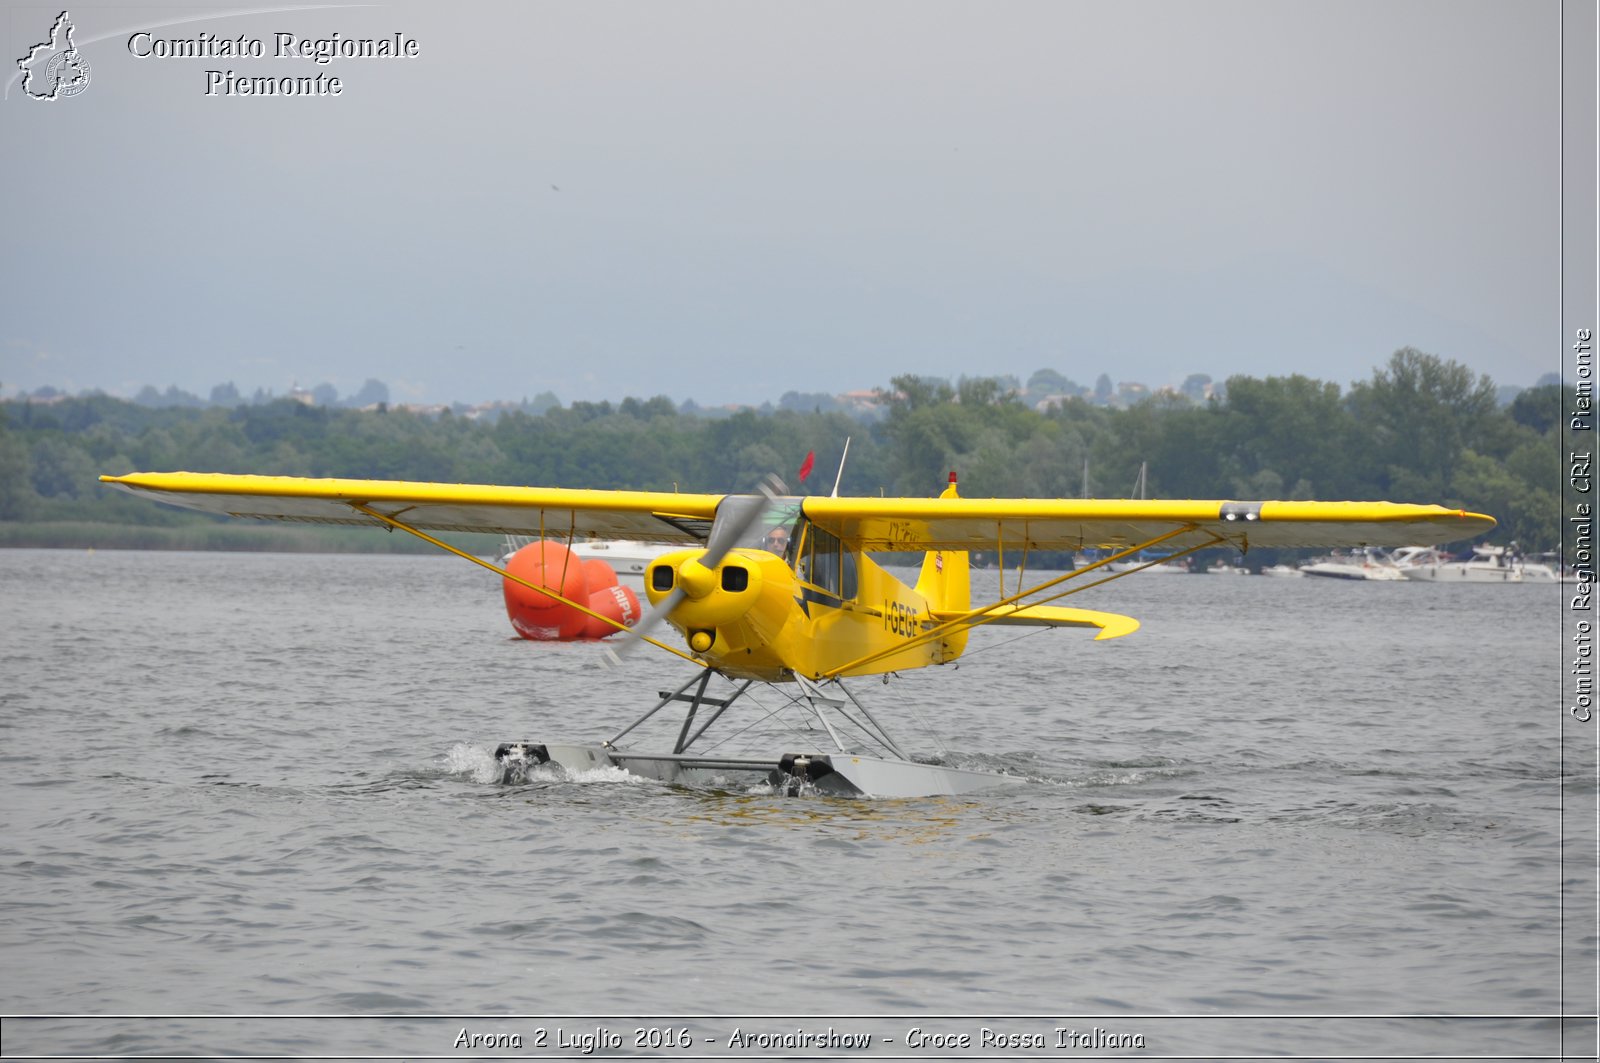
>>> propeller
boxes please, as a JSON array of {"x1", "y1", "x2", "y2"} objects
[{"x1": 603, "y1": 474, "x2": 785, "y2": 664}]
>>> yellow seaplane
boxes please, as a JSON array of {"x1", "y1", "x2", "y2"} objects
[{"x1": 100, "y1": 469, "x2": 1494, "y2": 797}]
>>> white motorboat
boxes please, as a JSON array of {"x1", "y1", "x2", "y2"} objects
[
  {"x1": 1105, "y1": 555, "x2": 1191, "y2": 574},
  {"x1": 1299, "y1": 548, "x2": 1408, "y2": 581},
  {"x1": 1523, "y1": 552, "x2": 1581, "y2": 583},
  {"x1": 1400, "y1": 544, "x2": 1526, "y2": 583},
  {"x1": 571, "y1": 539, "x2": 680, "y2": 589},
  {"x1": 1260, "y1": 563, "x2": 1304, "y2": 578},
  {"x1": 1388, "y1": 545, "x2": 1444, "y2": 569}
]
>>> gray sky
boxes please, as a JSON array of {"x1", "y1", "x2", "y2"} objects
[{"x1": 1, "y1": 0, "x2": 1567, "y2": 407}]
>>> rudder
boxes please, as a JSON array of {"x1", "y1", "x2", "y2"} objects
[{"x1": 914, "y1": 472, "x2": 970, "y2": 659}]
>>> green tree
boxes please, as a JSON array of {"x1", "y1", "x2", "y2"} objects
[
  {"x1": 1218, "y1": 374, "x2": 1355, "y2": 498},
  {"x1": 875, "y1": 374, "x2": 954, "y2": 413},
  {"x1": 1026, "y1": 368, "x2": 1074, "y2": 396},
  {"x1": 0, "y1": 429, "x2": 36, "y2": 519},
  {"x1": 1347, "y1": 348, "x2": 1497, "y2": 499},
  {"x1": 28, "y1": 436, "x2": 97, "y2": 499},
  {"x1": 1509, "y1": 384, "x2": 1561, "y2": 436}
]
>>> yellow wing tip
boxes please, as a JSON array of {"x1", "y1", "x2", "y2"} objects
[{"x1": 1091, "y1": 613, "x2": 1141, "y2": 640}]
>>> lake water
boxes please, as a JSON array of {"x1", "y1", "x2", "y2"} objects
[{"x1": 1, "y1": 548, "x2": 1592, "y2": 1059}]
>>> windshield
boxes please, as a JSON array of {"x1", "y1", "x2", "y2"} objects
[{"x1": 745, "y1": 498, "x2": 804, "y2": 557}]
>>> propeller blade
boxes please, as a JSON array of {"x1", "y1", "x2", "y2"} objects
[
  {"x1": 602, "y1": 474, "x2": 786, "y2": 665},
  {"x1": 601, "y1": 586, "x2": 685, "y2": 667},
  {"x1": 699, "y1": 477, "x2": 782, "y2": 569}
]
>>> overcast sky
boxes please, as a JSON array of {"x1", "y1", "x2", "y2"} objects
[{"x1": 1, "y1": 0, "x2": 1570, "y2": 407}]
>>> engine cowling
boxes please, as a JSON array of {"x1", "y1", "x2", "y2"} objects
[{"x1": 646, "y1": 548, "x2": 767, "y2": 650}]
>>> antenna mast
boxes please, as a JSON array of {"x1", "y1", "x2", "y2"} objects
[{"x1": 830, "y1": 437, "x2": 852, "y2": 498}]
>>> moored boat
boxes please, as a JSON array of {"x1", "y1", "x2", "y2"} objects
[
  {"x1": 1400, "y1": 544, "x2": 1526, "y2": 583},
  {"x1": 1522, "y1": 552, "x2": 1581, "y2": 583},
  {"x1": 1300, "y1": 548, "x2": 1408, "y2": 581}
]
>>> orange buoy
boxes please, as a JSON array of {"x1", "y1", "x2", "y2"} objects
[
  {"x1": 503, "y1": 541, "x2": 589, "y2": 640},
  {"x1": 581, "y1": 557, "x2": 618, "y2": 591},
  {"x1": 503, "y1": 540, "x2": 637, "y2": 641},
  {"x1": 579, "y1": 583, "x2": 641, "y2": 639}
]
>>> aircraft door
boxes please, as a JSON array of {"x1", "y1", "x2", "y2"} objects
[{"x1": 796, "y1": 522, "x2": 857, "y2": 601}]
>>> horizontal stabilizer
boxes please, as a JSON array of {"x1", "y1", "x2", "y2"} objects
[{"x1": 932, "y1": 604, "x2": 1140, "y2": 640}]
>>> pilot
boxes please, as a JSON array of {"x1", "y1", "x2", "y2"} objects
[{"x1": 764, "y1": 527, "x2": 789, "y2": 555}]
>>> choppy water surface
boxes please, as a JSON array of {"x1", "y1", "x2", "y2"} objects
[{"x1": 0, "y1": 549, "x2": 1589, "y2": 1058}]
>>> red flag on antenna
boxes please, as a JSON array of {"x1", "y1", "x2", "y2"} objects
[{"x1": 797, "y1": 451, "x2": 816, "y2": 482}]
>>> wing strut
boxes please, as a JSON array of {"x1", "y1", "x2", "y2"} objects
[
  {"x1": 803, "y1": 674, "x2": 909, "y2": 760},
  {"x1": 993, "y1": 527, "x2": 1229, "y2": 611},
  {"x1": 819, "y1": 523, "x2": 1223, "y2": 679},
  {"x1": 347, "y1": 502, "x2": 703, "y2": 665}
]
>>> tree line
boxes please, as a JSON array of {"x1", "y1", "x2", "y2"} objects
[{"x1": 0, "y1": 348, "x2": 1571, "y2": 557}]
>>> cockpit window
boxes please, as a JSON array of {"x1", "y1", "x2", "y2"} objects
[
  {"x1": 796, "y1": 521, "x2": 858, "y2": 601},
  {"x1": 761, "y1": 525, "x2": 791, "y2": 556},
  {"x1": 746, "y1": 499, "x2": 803, "y2": 560}
]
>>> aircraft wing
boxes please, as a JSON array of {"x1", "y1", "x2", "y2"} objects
[
  {"x1": 100, "y1": 473, "x2": 1495, "y2": 552},
  {"x1": 98, "y1": 472, "x2": 725, "y2": 543},
  {"x1": 802, "y1": 496, "x2": 1495, "y2": 552}
]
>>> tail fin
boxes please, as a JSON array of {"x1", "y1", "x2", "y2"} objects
[{"x1": 915, "y1": 473, "x2": 970, "y2": 660}]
